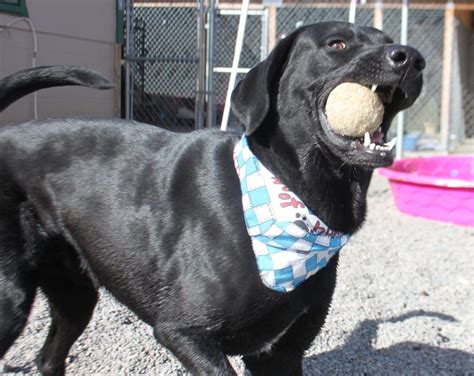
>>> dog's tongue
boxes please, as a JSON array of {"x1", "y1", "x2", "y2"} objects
[{"x1": 371, "y1": 130, "x2": 384, "y2": 144}]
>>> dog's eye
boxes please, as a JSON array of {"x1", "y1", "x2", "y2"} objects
[{"x1": 328, "y1": 40, "x2": 347, "y2": 50}]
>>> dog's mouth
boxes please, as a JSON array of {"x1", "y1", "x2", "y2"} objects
[{"x1": 318, "y1": 82, "x2": 412, "y2": 169}]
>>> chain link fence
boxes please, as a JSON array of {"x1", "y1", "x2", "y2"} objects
[
  {"x1": 123, "y1": 1, "x2": 473, "y2": 152},
  {"x1": 126, "y1": 4, "x2": 200, "y2": 131},
  {"x1": 452, "y1": 16, "x2": 474, "y2": 142},
  {"x1": 391, "y1": 7, "x2": 445, "y2": 149}
]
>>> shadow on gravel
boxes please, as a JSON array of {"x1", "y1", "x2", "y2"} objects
[
  {"x1": 305, "y1": 310, "x2": 474, "y2": 375},
  {"x1": 3, "y1": 310, "x2": 472, "y2": 375},
  {"x1": 1, "y1": 363, "x2": 35, "y2": 374}
]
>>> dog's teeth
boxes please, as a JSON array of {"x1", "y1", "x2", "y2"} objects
[
  {"x1": 385, "y1": 137, "x2": 397, "y2": 151},
  {"x1": 369, "y1": 143, "x2": 376, "y2": 150},
  {"x1": 364, "y1": 132, "x2": 371, "y2": 147},
  {"x1": 371, "y1": 84, "x2": 378, "y2": 92},
  {"x1": 374, "y1": 144, "x2": 387, "y2": 151}
]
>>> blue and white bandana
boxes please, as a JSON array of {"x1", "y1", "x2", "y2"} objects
[{"x1": 234, "y1": 136, "x2": 350, "y2": 293}]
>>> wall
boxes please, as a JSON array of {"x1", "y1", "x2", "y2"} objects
[{"x1": 0, "y1": 0, "x2": 119, "y2": 125}]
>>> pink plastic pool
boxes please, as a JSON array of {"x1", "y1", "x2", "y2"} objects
[{"x1": 379, "y1": 156, "x2": 474, "y2": 227}]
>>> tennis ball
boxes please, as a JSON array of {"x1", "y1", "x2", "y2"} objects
[{"x1": 325, "y1": 83, "x2": 384, "y2": 138}]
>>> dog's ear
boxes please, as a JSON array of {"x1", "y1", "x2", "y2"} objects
[{"x1": 230, "y1": 32, "x2": 300, "y2": 135}]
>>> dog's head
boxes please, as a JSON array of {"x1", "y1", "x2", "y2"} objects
[{"x1": 231, "y1": 21, "x2": 424, "y2": 169}]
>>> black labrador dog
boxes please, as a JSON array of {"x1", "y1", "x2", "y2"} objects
[{"x1": 0, "y1": 22, "x2": 424, "y2": 375}]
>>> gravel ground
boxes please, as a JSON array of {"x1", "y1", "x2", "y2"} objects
[{"x1": 2, "y1": 174, "x2": 473, "y2": 375}]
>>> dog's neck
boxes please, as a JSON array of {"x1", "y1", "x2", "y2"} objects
[{"x1": 248, "y1": 127, "x2": 372, "y2": 234}]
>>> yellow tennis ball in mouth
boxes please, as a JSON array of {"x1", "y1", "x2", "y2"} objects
[{"x1": 325, "y1": 82, "x2": 385, "y2": 138}]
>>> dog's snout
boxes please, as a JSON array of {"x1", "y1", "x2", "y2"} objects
[
  {"x1": 413, "y1": 55, "x2": 426, "y2": 72},
  {"x1": 386, "y1": 45, "x2": 425, "y2": 74},
  {"x1": 389, "y1": 48, "x2": 408, "y2": 65}
]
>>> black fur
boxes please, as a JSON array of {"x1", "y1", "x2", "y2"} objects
[
  {"x1": 0, "y1": 65, "x2": 113, "y2": 112},
  {"x1": 0, "y1": 22, "x2": 424, "y2": 375}
]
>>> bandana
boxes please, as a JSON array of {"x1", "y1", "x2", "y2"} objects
[{"x1": 234, "y1": 136, "x2": 350, "y2": 293}]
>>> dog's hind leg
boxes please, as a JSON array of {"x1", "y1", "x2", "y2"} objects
[
  {"x1": 0, "y1": 261, "x2": 37, "y2": 359},
  {"x1": 0, "y1": 211, "x2": 37, "y2": 359},
  {"x1": 35, "y1": 243, "x2": 98, "y2": 376}
]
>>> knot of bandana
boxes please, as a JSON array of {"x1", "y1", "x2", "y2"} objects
[{"x1": 234, "y1": 136, "x2": 350, "y2": 292}]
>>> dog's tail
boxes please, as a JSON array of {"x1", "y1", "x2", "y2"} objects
[{"x1": 0, "y1": 65, "x2": 114, "y2": 112}]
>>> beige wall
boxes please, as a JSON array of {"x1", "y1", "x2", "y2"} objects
[{"x1": 0, "y1": 0, "x2": 119, "y2": 125}]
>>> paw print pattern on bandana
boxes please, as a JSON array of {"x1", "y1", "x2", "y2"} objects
[{"x1": 234, "y1": 136, "x2": 350, "y2": 293}]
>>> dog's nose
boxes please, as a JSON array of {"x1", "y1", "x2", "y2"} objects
[{"x1": 386, "y1": 45, "x2": 425, "y2": 74}]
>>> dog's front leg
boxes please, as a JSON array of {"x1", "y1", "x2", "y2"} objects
[
  {"x1": 243, "y1": 256, "x2": 339, "y2": 376},
  {"x1": 153, "y1": 327, "x2": 236, "y2": 375},
  {"x1": 242, "y1": 347, "x2": 304, "y2": 376}
]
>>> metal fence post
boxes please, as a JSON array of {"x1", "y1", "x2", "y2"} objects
[
  {"x1": 268, "y1": 6, "x2": 277, "y2": 52},
  {"x1": 261, "y1": 8, "x2": 269, "y2": 60},
  {"x1": 440, "y1": 1, "x2": 455, "y2": 152},
  {"x1": 374, "y1": 0, "x2": 383, "y2": 30},
  {"x1": 206, "y1": 0, "x2": 217, "y2": 128},
  {"x1": 395, "y1": 0, "x2": 409, "y2": 160},
  {"x1": 196, "y1": 0, "x2": 206, "y2": 130},
  {"x1": 125, "y1": 0, "x2": 134, "y2": 120},
  {"x1": 349, "y1": 0, "x2": 357, "y2": 23}
]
